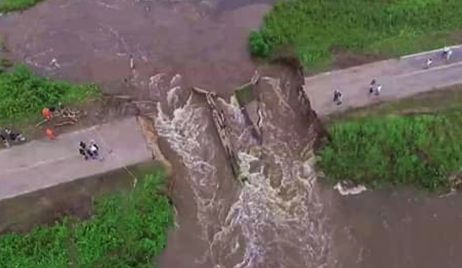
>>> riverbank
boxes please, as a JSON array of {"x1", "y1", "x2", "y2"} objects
[
  {"x1": 0, "y1": 168, "x2": 173, "y2": 267},
  {"x1": 250, "y1": 0, "x2": 462, "y2": 70}
]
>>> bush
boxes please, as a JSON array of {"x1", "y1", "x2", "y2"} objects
[
  {"x1": 251, "y1": 0, "x2": 462, "y2": 68},
  {"x1": 249, "y1": 31, "x2": 271, "y2": 58},
  {"x1": 0, "y1": 65, "x2": 100, "y2": 124},
  {"x1": 317, "y1": 112, "x2": 462, "y2": 191},
  {"x1": 0, "y1": 171, "x2": 174, "y2": 267},
  {"x1": 0, "y1": 0, "x2": 44, "y2": 12}
]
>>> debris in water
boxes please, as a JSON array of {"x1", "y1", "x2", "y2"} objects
[
  {"x1": 49, "y1": 58, "x2": 60, "y2": 68},
  {"x1": 334, "y1": 181, "x2": 367, "y2": 196},
  {"x1": 129, "y1": 55, "x2": 135, "y2": 70}
]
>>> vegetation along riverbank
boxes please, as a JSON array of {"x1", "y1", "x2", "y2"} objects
[
  {"x1": 250, "y1": 0, "x2": 462, "y2": 70},
  {"x1": 317, "y1": 87, "x2": 462, "y2": 192},
  {"x1": 0, "y1": 170, "x2": 173, "y2": 267},
  {"x1": 0, "y1": 65, "x2": 100, "y2": 126}
]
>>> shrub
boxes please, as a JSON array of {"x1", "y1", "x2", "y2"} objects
[
  {"x1": 251, "y1": 0, "x2": 462, "y2": 68},
  {"x1": 249, "y1": 31, "x2": 271, "y2": 58},
  {"x1": 0, "y1": 65, "x2": 100, "y2": 124},
  {"x1": 0, "y1": 0, "x2": 44, "y2": 12},
  {"x1": 317, "y1": 112, "x2": 462, "y2": 191},
  {"x1": 0, "y1": 171, "x2": 173, "y2": 267}
]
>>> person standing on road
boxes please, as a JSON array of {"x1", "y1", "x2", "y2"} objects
[
  {"x1": 443, "y1": 47, "x2": 453, "y2": 61},
  {"x1": 46, "y1": 128, "x2": 56, "y2": 140},
  {"x1": 89, "y1": 140, "x2": 100, "y2": 160},
  {"x1": 375, "y1": 84, "x2": 382, "y2": 96},
  {"x1": 333, "y1": 89, "x2": 343, "y2": 105},
  {"x1": 79, "y1": 141, "x2": 89, "y2": 160},
  {"x1": 369, "y1": 79, "x2": 376, "y2": 95}
]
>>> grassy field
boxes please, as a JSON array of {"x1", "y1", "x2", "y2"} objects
[
  {"x1": 0, "y1": 65, "x2": 100, "y2": 126},
  {"x1": 317, "y1": 88, "x2": 462, "y2": 191},
  {"x1": 0, "y1": 0, "x2": 43, "y2": 12},
  {"x1": 250, "y1": 0, "x2": 462, "y2": 70},
  {"x1": 0, "y1": 170, "x2": 173, "y2": 267}
]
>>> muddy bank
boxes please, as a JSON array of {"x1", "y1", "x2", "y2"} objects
[
  {"x1": 0, "y1": 0, "x2": 272, "y2": 97},
  {"x1": 0, "y1": 160, "x2": 157, "y2": 234}
]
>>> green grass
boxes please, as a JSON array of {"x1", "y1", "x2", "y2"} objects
[
  {"x1": 250, "y1": 0, "x2": 462, "y2": 69},
  {"x1": 0, "y1": 170, "x2": 174, "y2": 267},
  {"x1": 317, "y1": 104, "x2": 462, "y2": 191},
  {"x1": 0, "y1": 0, "x2": 43, "y2": 12},
  {"x1": 0, "y1": 65, "x2": 100, "y2": 125}
]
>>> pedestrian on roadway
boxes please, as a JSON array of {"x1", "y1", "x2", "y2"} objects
[
  {"x1": 0, "y1": 131, "x2": 10, "y2": 148},
  {"x1": 375, "y1": 84, "x2": 382, "y2": 96},
  {"x1": 79, "y1": 141, "x2": 89, "y2": 160},
  {"x1": 46, "y1": 128, "x2": 56, "y2": 140},
  {"x1": 425, "y1": 58, "x2": 433, "y2": 69},
  {"x1": 88, "y1": 140, "x2": 100, "y2": 160},
  {"x1": 369, "y1": 79, "x2": 376, "y2": 95},
  {"x1": 333, "y1": 89, "x2": 343, "y2": 105},
  {"x1": 442, "y1": 46, "x2": 453, "y2": 61}
]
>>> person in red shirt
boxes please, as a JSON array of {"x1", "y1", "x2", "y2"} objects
[
  {"x1": 42, "y1": 107, "x2": 56, "y2": 120},
  {"x1": 46, "y1": 128, "x2": 56, "y2": 140}
]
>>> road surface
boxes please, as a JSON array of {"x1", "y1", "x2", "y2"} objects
[
  {"x1": 304, "y1": 45, "x2": 462, "y2": 116},
  {"x1": 0, "y1": 117, "x2": 152, "y2": 200}
]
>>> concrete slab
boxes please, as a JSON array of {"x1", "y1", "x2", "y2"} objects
[
  {"x1": 305, "y1": 46, "x2": 462, "y2": 116},
  {"x1": 0, "y1": 117, "x2": 152, "y2": 200}
]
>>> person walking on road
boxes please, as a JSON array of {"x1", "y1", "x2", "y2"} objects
[
  {"x1": 333, "y1": 89, "x2": 343, "y2": 105},
  {"x1": 442, "y1": 47, "x2": 453, "y2": 61},
  {"x1": 425, "y1": 58, "x2": 433, "y2": 69}
]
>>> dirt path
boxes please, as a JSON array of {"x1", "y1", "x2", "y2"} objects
[
  {"x1": 305, "y1": 45, "x2": 462, "y2": 116},
  {"x1": 0, "y1": 117, "x2": 152, "y2": 200}
]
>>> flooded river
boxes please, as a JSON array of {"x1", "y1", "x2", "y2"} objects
[
  {"x1": 0, "y1": 0, "x2": 273, "y2": 95},
  {"x1": 2, "y1": 0, "x2": 462, "y2": 267}
]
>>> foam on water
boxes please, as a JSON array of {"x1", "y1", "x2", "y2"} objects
[{"x1": 154, "y1": 74, "x2": 332, "y2": 267}]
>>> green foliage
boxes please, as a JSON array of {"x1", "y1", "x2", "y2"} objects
[
  {"x1": 249, "y1": 31, "x2": 271, "y2": 58},
  {"x1": 0, "y1": 65, "x2": 100, "y2": 125},
  {"x1": 0, "y1": 0, "x2": 43, "y2": 12},
  {"x1": 318, "y1": 112, "x2": 462, "y2": 191},
  {"x1": 0, "y1": 171, "x2": 174, "y2": 267},
  {"x1": 250, "y1": 0, "x2": 462, "y2": 67}
]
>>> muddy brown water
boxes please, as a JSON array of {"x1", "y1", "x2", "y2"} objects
[
  {"x1": 2, "y1": 0, "x2": 462, "y2": 267},
  {"x1": 0, "y1": 0, "x2": 273, "y2": 97}
]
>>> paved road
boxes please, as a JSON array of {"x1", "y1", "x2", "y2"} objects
[
  {"x1": 304, "y1": 45, "x2": 462, "y2": 116},
  {"x1": 0, "y1": 117, "x2": 152, "y2": 200}
]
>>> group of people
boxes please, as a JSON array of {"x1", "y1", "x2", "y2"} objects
[
  {"x1": 333, "y1": 79, "x2": 383, "y2": 105},
  {"x1": 425, "y1": 46, "x2": 453, "y2": 69},
  {"x1": 333, "y1": 46, "x2": 456, "y2": 106},
  {"x1": 0, "y1": 128, "x2": 26, "y2": 148},
  {"x1": 78, "y1": 140, "x2": 101, "y2": 160}
]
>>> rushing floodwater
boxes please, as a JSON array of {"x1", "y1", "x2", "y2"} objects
[{"x1": 152, "y1": 66, "x2": 333, "y2": 267}]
